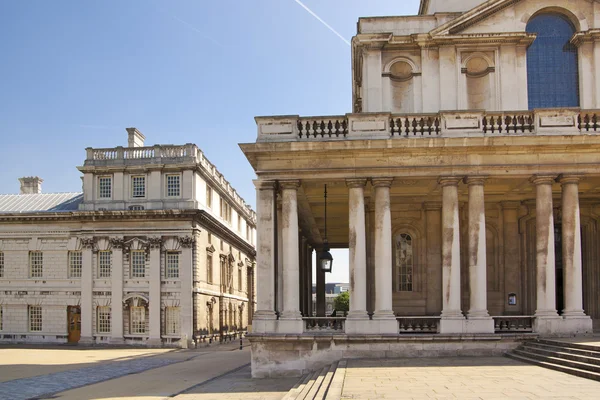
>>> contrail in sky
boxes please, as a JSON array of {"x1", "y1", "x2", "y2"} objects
[
  {"x1": 292, "y1": 0, "x2": 351, "y2": 46},
  {"x1": 170, "y1": 15, "x2": 224, "y2": 48}
]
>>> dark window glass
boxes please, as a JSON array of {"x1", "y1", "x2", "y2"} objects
[{"x1": 526, "y1": 14, "x2": 579, "y2": 109}]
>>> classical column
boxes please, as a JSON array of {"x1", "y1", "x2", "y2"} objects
[
  {"x1": 148, "y1": 237, "x2": 162, "y2": 346},
  {"x1": 179, "y1": 236, "x2": 195, "y2": 348},
  {"x1": 439, "y1": 177, "x2": 465, "y2": 333},
  {"x1": 109, "y1": 238, "x2": 124, "y2": 344},
  {"x1": 559, "y1": 176, "x2": 592, "y2": 332},
  {"x1": 79, "y1": 238, "x2": 95, "y2": 344},
  {"x1": 531, "y1": 176, "x2": 560, "y2": 336},
  {"x1": 424, "y1": 202, "x2": 442, "y2": 315},
  {"x1": 501, "y1": 202, "x2": 522, "y2": 314},
  {"x1": 252, "y1": 180, "x2": 277, "y2": 332},
  {"x1": 346, "y1": 179, "x2": 368, "y2": 325},
  {"x1": 465, "y1": 177, "x2": 493, "y2": 333},
  {"x1": 279, "y1": 180, "x2": 303, "y2": 333},
  {"x1": 372, "y1": 178, "x2": 396, "y2": 332},
  {"x1": 276, "y1": 200, "x2": 284, "y2": 315}
]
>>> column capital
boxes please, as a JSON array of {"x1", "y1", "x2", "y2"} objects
[
  {"x1": 464, "y1": 176, "x2": 488, "y2": 186},
  {"x1": 438, "y1": 176, "x2": 462, "y2": 187},
  {"x1": 253, "y1": 180, "x2": 277, "y2": 190},
  {"x1": 346, "y1": 178, "x2": 368, "y2": 188},
  {"x1": 372, "y1": 178, "x2": 393, "y2": 188},
  {"x1": 500, "y1": 201, "x2": 521, "y2": 210},
  {"x1": 558, "y1": 174, "x2": 583, "y2": 185},
  {"x1": 279, "y1": 180, "x2": 301, "y2": 190},
  {"x1": 423, "y1": 201, "x2": 442, "y2": 211},
  {"x1": 530, "y1": 175, "x2": 557, "y2": 186}
]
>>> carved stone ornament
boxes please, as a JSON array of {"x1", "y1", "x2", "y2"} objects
[
  {"x1": 80, "y1": 238, "x2": 96, "y2": 250},
  {"x1": 109, "y1": 237, "x2": 126, "y2": 249},
  {"x1": 147, "y1": 237, "x2": 163, "y2": 250},
  {"x1": 178, "y1": 236, "x2": 195, "y2": 248}
]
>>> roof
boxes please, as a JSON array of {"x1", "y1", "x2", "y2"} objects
[{"x1": 0, "y1": 193, "x2": 83, "y2": 213}]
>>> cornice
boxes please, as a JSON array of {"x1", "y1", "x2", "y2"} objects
[
  {"x1": 430, "y1": 0, "x2": 522, "y2": 36},
  {"x1": 570, "y1": 29, "x2": 600, "y2": 47}
]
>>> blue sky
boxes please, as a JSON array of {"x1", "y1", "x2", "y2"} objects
[{"x1": 0, "y1": 0, "x2": 420, "y2": 282}]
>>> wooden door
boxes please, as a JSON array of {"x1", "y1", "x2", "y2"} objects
[{"x1": 67, "y1": 306, "x2": 81, "y2": 343}]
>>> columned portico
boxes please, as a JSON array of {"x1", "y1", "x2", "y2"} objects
[
  {"x1": 278, "y1": 180, "x2": 303, "y2": 333},
  {"x1": 439, "y1": 177, "x2": 465, "y2": 333},
  {"x1": 345, "y1": 179, "x2": 369, "y2": 333},
  {"x1": 372, "y1": 178, "x2": 397, "y2": 333},
  {"x1": 465, "y1": 177, "x2": 494, "y2": 333},
  {"x1": 532, "y1": 175, "x2": 561, "y2": 334},
  {"x1": 559, "y1": 175, "x2": 593, "y2": 333}
]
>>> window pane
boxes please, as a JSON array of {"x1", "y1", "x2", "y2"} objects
[
  {"x1": 165, "y1": 307, "x2": 180, "y2": 335},
  {"x1": 166, "y1": 252, "x2": 179, "y2": 279},
  {"x1": 527, "y1": 14, "x2": 579, "y2": 109},
  {"x1": 131, "y1": 306, "x2": 146, "y2": 334},
  {"x1": 131, "y1": 251, "x2": 146, "y2": 278},
  {"x1": 97, "y1": 306, "x2": 111, "y2": 333},
  {"x1": 395, "y1": 234, "x2": 413, "y2": 292},
  {"x1": 166, "y1": 175, "x2": 180, "y2": 197},
  {"x1": 99, "y1": 177, "x2": 112, "y2": 199},
  {"x1": 207, "y1": 254, "x2": 213, "y2": 283},
  {"x1": 29, "y1": 306, "x2": 42, "y2": 331},
  {"x1": 30, "y1": 252, "x2": 43, "y2": 278},
  {"x1": 132, "y1": 176, "x2": 146, "y2": 198},
  {"x1": 69, "y1": 251, "x2": 82, "y2": 278},
  {"x1": 0, "y1": 252, "x2": 4, "y2": 278},
  {"x1": 98, "y1": 251, "x2": 112, "y2": 278}
]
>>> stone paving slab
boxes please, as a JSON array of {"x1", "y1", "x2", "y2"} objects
[
  {"x1": 0, "y1": 354, "x2": 183, "y2": 400},
  {"x1": 341, "y1": 357, "x2": 600, "y2": 400}
]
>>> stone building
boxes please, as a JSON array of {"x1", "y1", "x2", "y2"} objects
[
  {"x1": 242, "y1": 0, "x2": 600, "y2": 377},
  {"x1": 0, "y1": 128, "x2": 256, "y2": 347}
]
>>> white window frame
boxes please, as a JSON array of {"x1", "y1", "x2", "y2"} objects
[
  {"x1": 98, "y1": 176, "x2": 112, "y2": 199},
  {"x1": 395, "y1": 233, "x2": 414, "y2": 292},
  {"x1": 165, "y1": 174, "x2": 181, "y2": 197},
  {"x1": 29, "y1": 305, "x2": 42, "y2": 332},
  {"x1": 0, "y1": 251, "x2": 4, "y2": 278},
  {"x1": 29, "y1": 251, "x2": 43, "y2": 278},
  {"x1": 130, "y1": 306, "x2": 146, "y2": 334},
  {"x1": 131, "y1": 251, "x2": 146, "y2": 278},
  {"x1": 69, "y1": 251, "x2": 82, "y2": 278},
  {"x1": 98, "y1": 251, "x2": 112, "y2": 278},
  {"x1": 97, "y1": 306, "x2": 111, "y2": 333},
  {"x1": 131, "y1": 175, "x2": 146, "y2": 198},
  {"x1": 165, "y1": 252, "x2": 179, "y2": 279},
  {"x1": 165, "y1": 306, "x2": 180, "y2": 335}
]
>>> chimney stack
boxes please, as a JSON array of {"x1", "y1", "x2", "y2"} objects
[
  {"x1": 19, "y1": 177, "x2": 43, "y2": 194},
  {"x1": 126, "y1": 127, "x2": 145, "y2": 148}
]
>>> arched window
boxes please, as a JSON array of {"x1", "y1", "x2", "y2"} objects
[
  {"x1": 526, "y1": 13, "x2": 579, "y2": 109},
  {"x1": 395, "y1": 233, "x2": 413, "y2": 292}
]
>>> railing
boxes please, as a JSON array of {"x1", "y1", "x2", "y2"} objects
[
  {"x1": 397, "y1": 316, "x2": 440, "y2": 334},
  {"x1": 492, "y1": 316, "x2": 534, "y2": 333},
  {"x1": 256, "y1": 109, "x2": 600, "y2": 142},
  {"x1": 303, "y1": 317, "x2": 346, "y2": 333},
  {"x1": 297, "y1": 117, "x2": 348, "y2": 139}
]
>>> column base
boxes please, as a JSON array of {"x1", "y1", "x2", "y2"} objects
[
  {"x1": 439, "y1": 317, "x2": 466, "y2": 334},
  {"x1": 277, "y1": 318, "x2": 304, "y2": 334},
  {"x1": 561, "y1": 315, "x2": 593, "y2": 335},
  {"x1": 252, "y1": 317, "x2": 277, "y2": 334},
  {"x1": 346, "y1": 310, "x2": 369, "y2": 320},
  {"x1": 465, "y1": 317, "x2": 494, "y2": 334},
  {"x1": 533, "y1": 315, "x2": 562, "y2": 336}
]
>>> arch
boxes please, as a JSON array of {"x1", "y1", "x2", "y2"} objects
[
  {"x1": 521, "y1": 7, "x2": 587, "y2": 32},
  {"x1": 526, "y1": 12, "x2": 580, "y2": 109},
  {"x1": 392, "y1": 222, "x2": 423, "y2": 294},
  {"x1": 383, "y1": 57, "x2": 420, "y2": 113},
  {"x1": 122, "y1": 293, "x2": 149, "y2": 305},
  {"x1": 383, "y1": 56, "x2": 420, "y2": 74},
  {"x1": 461, "y1": 52, "x2": 495, "y2": 73}
]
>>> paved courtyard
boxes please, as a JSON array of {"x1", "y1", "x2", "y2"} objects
[{"x1": 2, "y1": 345, "x2": 600, "y2": 399}]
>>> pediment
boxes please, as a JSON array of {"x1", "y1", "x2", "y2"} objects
[{"x1": 430, "y1": 0, "x2": 592, "y2": 37}]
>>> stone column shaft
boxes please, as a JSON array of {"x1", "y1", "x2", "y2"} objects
[
  {"x1": 440, "y1": 177, "x2": 464, "y2": 320},
  {"x1": 347, "y1": 179, "x2": 368, "y2": 319},
  {"x1": 280, "y1": 181, "x2": 301, "y2": 319},
  {"x1": 80, "y1": 244, "x2": 94, "y2": 343},
  {"x1": 560, "y1": 176, "x2": 586, "y2": 317},
  {"x1": 253, "y1": 181, "x2": 277, "y2": 325},
  {"x1": 149, "y1": 245, "x2": 161, "y2": 345},
  {"x1": 111, "y1": 245, "x2": 124, "y2": 343},
  {"x1": 466, "y1": 177, "x2": 490, "y2": 318},
  {"x1": 532, "y1": 175, "x2": 558, "y2": 318},
  {"x1": 373, "y1": 178, "x2": 394, "y2": 320},
  {"x1": 179, "y1": 240, "x2": 194, "y2": 348}
]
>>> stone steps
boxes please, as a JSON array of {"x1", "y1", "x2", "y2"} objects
[
  {"x1": 282, "y1": 361, "x2": 346, "y2": 400},
  {"x1": 506, "y1": 340, "x2": 600, "y2": 382}
]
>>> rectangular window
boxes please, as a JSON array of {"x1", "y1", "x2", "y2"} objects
[
  {"x1": 97, "y1": 306, "x2": 111, "y2": 333},
  {"x1": 131, "y1": 176, "x2": 146, "y2": 198},
  {"x1": 29, "y1": 305, "x2": 42, "y2": 332},
  {"x1": 131, "y1": 251, "x2": 146, "y2": 278},
  {"x1": 0, "y1": 305, "x2": 3, "y2": 330},
  {"x1": 165, "y1": 307, "x2": 180, "y2": 335},
  {"x1": 238, "y1": 267, "x2": 242, "y2": 291},
  {"x1": 238, "y1": 215, "x2": 242, "y2": 233},
  {"x1": 98, "y1": 176, "x2": 112, "y2": 199},
  {"x1": 166, "y1": 252, "x2": 179, "y2": 279},
  {"x1": 0, "y1": 251, "x2": 4, "y2": 278},
  {"x1": 129, "y1": 205, "x2": 144, "y2": 211},
  {"x1": 206, "y1": 186, "x2": 213, "y2": 208},
  {"x1": 69, "y1": 251, "x2": 82, "y2": 278},
  {"x1": 207, "y1": 233, "x2": 212, "y2": 244},
  {"x1": 220, "y1": 198, "x2": 232, "y2": 223},
  {"x1": 166, "y1": 174, "x2": 180, "y2": 197},
  {"x1": 29, "y1": 251, "x2": 43, "y2": 278},
  {"x1": 98, "y1": 251, "x2": 112, "y2": 278},
  {"x1": 130, "y1": 306, "x2": 146, "y2": 334},
  {"x1": 207, "y1": 253, "x2": 213, "y2": 283},
  {"x1": 246, "y1": 225, "x2": 251, "y2": 241}
]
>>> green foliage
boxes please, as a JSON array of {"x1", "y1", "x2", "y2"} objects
[{"x1": 333, "y1": 291, "x2": 350, "y2": 312}]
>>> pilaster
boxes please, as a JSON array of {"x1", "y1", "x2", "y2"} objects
[{"x1": 148, "y1": 237, "x2": 162, "y2": 346}]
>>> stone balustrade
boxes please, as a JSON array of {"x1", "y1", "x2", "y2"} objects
[
  {"x1": 303, "y1": 317, "x2": 346, "y2": 333},
  {"x1": 255, "y1": 109, "x2": 600, "y2": 142},
  {"x1": 397, "y1": 316, "x2": 440, "y2": 334},
  {"x1": 492, "y1": 316, "x2": 534, "y2": 333}
]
